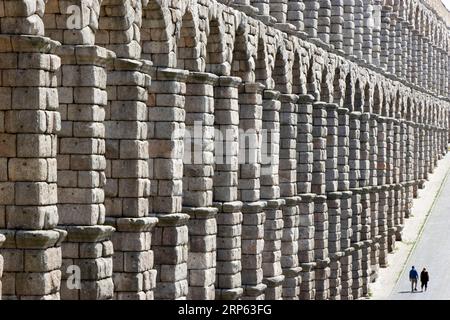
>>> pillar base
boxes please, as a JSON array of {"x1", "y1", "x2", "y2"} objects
[
  {"x1": 106, "y1": 217, "x2": 158, "y2": 300},
  {"x1": 215, "y1": 201, "x2": 243, "y2": 300},
  {"x1": 329, "y1": 252, "x2": 343, "y2": 300},
  {"x1": 299, "y1": 262, "x2": 316, "y2": 300},
  {"x1": 60, "y1": 225, "x2": 114, "y2": 300},
  {"x1": 152, "y1": 213, "x2": 190, "y2": 300},
  {"x1": 340, "y1": 247, "x2": 354, "y2": 300},
  {"x1": 184, "y1": 207, "x2": 218, "y2": 300},
  {"x1": 0, "y1": 229, "x2": 66, "y2": 300},
  {"x1": 241, "y1": 283, "x2": 267, "y2": 300}
]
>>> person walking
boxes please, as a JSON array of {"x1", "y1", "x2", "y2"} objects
[
  {"x1": 409, "y1": 266, "x2": 419, "y2": 292},
  {"x1": 420, "y1": 268, "x2": 429, "y2": 292}
]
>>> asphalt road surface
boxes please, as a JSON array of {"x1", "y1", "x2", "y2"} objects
[{"x1": 389, "y1": 169, "x2": 450, "y2": 300}]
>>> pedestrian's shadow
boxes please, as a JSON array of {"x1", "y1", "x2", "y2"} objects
[{"x1": 397, "y1": 291, "x2": 422, "y2": 294}]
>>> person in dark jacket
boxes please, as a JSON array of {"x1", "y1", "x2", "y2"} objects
[
  {"x1": 420, "y1": 268, "x2": 429, "y2": 292},
  {"x1": 409, "y1": 266, "x2": 419, "y2": 292}
]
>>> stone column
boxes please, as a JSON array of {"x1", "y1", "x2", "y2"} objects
[
  {"x1": 393, "y1": 120, "x2": 404, "y2": 240},
  {"x1": 251, "y1": 0, "x2": 270, "y2": 16},
  {"x1": 380, "y1": 6, "x2": 391, "y2": 71},
  {"x1": 183, "y1": 72, "x2": 219, "y2": 300},
  {"x1": 385, "y1": 118, "x2": 396, "y2": 253},
  {"x1": 56, "y1": 46, "x2": 114, "y2": 300},
  {"x1": 349, "y1": 111, "x2": 363, "y2": 299},
  {"x1": 343, "y1": 0, "x2": 355, "y2": 57},
  {"x1": 353, "y1": 0, "x2": 364, "y2": 60},
  {"x1": 401, "y1": 21, "x2": 409, "y2": 80},
  {"x1": 424, "y1": 124, "x2": 431, "y2": 179},
  {"x1": 362, "y1": 0, "x2": 373, "y2": 64},
  {"x1": 412, "y1": 31, "x2": 420, "y2": 86},
  {"x1": 297, "y1": 95, "x2": 316, "y2": 300},
  {"x1": 371, "y1": 0, "x2": 382, "y2": 67},
  {"x1": 303, "y1": 0, "x2": 319, "y2": 39},
  {"x1": 337, "y1": 107, "x2": 353, "y2": 300},
  {"x1": 394, "y1": 20, "x2": 402, "y2": 78},
  {"x1": 279, "y1": 94, "x2": 302, "y2": 300},
  {"x1": 148, "y1": 67, "x2": 190, "y2": 300},
  {"x1": 406, "y1": 23, "x2": 414, "y2": 83},
  {"x1": 270, "y1": 0, "x2": 288, "y2": 24},
  {"x1": 428, "y1": 44, "x2": 435, "y2": 92},
  {"x1": 325, "y1": 103, "x2": 341, "y2": 300},
  {"x1": 238, "y1": 82, "x2": 266, "y2": 300},
  {"x1": 423, "y1": 39, "x2": 430, "y2": 90},
  {"x1": 0, "y1": 31, "x2": 66, "y2": 300},
  {"x1": 0, "y1": 234, "x2": 4, "y2": 299},
  {"x1": 387, "y1": 13, "x2": 397, "y2": 75},
  {"x1": 412, "y1": 121, "x2": 420, "y2": 196},
  {"x1": 287, "y1": 0, "x2": 306, "y2": 32},
  {"x1": 369, "y1": 114, "x2": 380, "y2": 282},
  {"x1": 359, "y1": 113, "x2": 371, "y2": 297},
  {"x1": 418, "y1": 123, "x2": 426, "y2": 188},
  {"x1": 312, "y1": 102, "x2": 329, "y2": 300},
  {"x1": 104, "y1": 58, "x2": 158, "y2": 300},
  {"x1": 318, "y1": 0, "x2": 331, "y2": 45},
  {"x1": 415, "y1": 33, "x2": 425, "y2": 86},
  {"x1": 330, "y1": 0, "x2": 344, "y2": 53},
  {"x1": 261, "y1": 90, "x2": 284, "y2": 300},
  {"x1": 377, "y1": 117, "x2": 389, "y2": 267},
  {"x1": 214, "y1": 76, "x2": 243, "y2": 300}
]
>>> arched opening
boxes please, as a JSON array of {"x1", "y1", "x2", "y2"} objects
[
  {"x1": 406, "y1": 98, "x2": 412, "y2": 121},
  {"x1": 177, "y1": 10, "x2": 200, "y2": 71},
  {"x1": 255, "y1": 37, "x2": 269, "y2": 87},
  {"x1": 141, "y1": 0, "x2": 173, "y2": 67},
  {"x1": 231, "y1": 26, "x2": 252, "y2": 81},
  {"x1": 333, "y1": 68, "x2": 342, "y2": 106},
  {"x1": 306, "y1": 57, "x2": 316, "y2": 98},
  {"x1": 354, "y1": 79, "x2": 363, "y2": 112},
  {"x1": 343, "y1": 73, "x2": 353, "y2": 110},
  {"x1": 381, "y1": 92, "x2": 389, "y2": 117},
  {"x1": 363, "y1": 84, "x2": 371, "y2": 113},
  {"x1": 205, "y1": 18, "x2": 226, "y2": 75},
  {"x1": 273, "y1": 48, "x2": 289, "y2": 94},
  {"x1": 292, "y1": 52, "x2": 303, "y2": 95},
  {"x1": 373, "y1": 84, "x2": 381, "y2": 115},
  {"x1": 320, "y1": 67, "x2": 330, "y2": 103}
]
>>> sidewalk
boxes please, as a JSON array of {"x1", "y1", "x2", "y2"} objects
[{"x1": 369, "y1": 152, "x2": 450, "y2": 300}]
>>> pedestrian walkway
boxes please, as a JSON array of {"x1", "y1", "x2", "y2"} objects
[{"x1": 370, "y1": 152, "x2": 450, "y2": 299}]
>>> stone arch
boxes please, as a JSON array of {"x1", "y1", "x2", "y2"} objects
[
  {"x1": 231, "y1": 23, "x2": 252, "y2": 82},
  {"x1": 43, "y1": 0, "x2": 102, "y2": 45},
  {"x1": 141, "y1": 0, "x2": 174, "y2": 67},
  {"x1": 95, "y1": 0, "x2": 143, "y2": 59},
  {"x1": 320, "y1": 66, "x2": 331, "y2": 103},
  {"x1": 354, "y1": 79, "x2": 363, "y2": 112},
  {"x1": 176, "y1": 8, "x2": 201, "y2": 71},
  {"x1": 205, "y1": 16, "x2": 227, "y2": 75}
]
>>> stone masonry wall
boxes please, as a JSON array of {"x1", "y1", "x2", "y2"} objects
[{"x1": 0, "y1": 0, "x2": 449, "y2": 300}]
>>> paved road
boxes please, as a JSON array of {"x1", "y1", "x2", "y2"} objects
[{"x1": 389, "y1": 167, "x2": 450, "y2": 300}]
